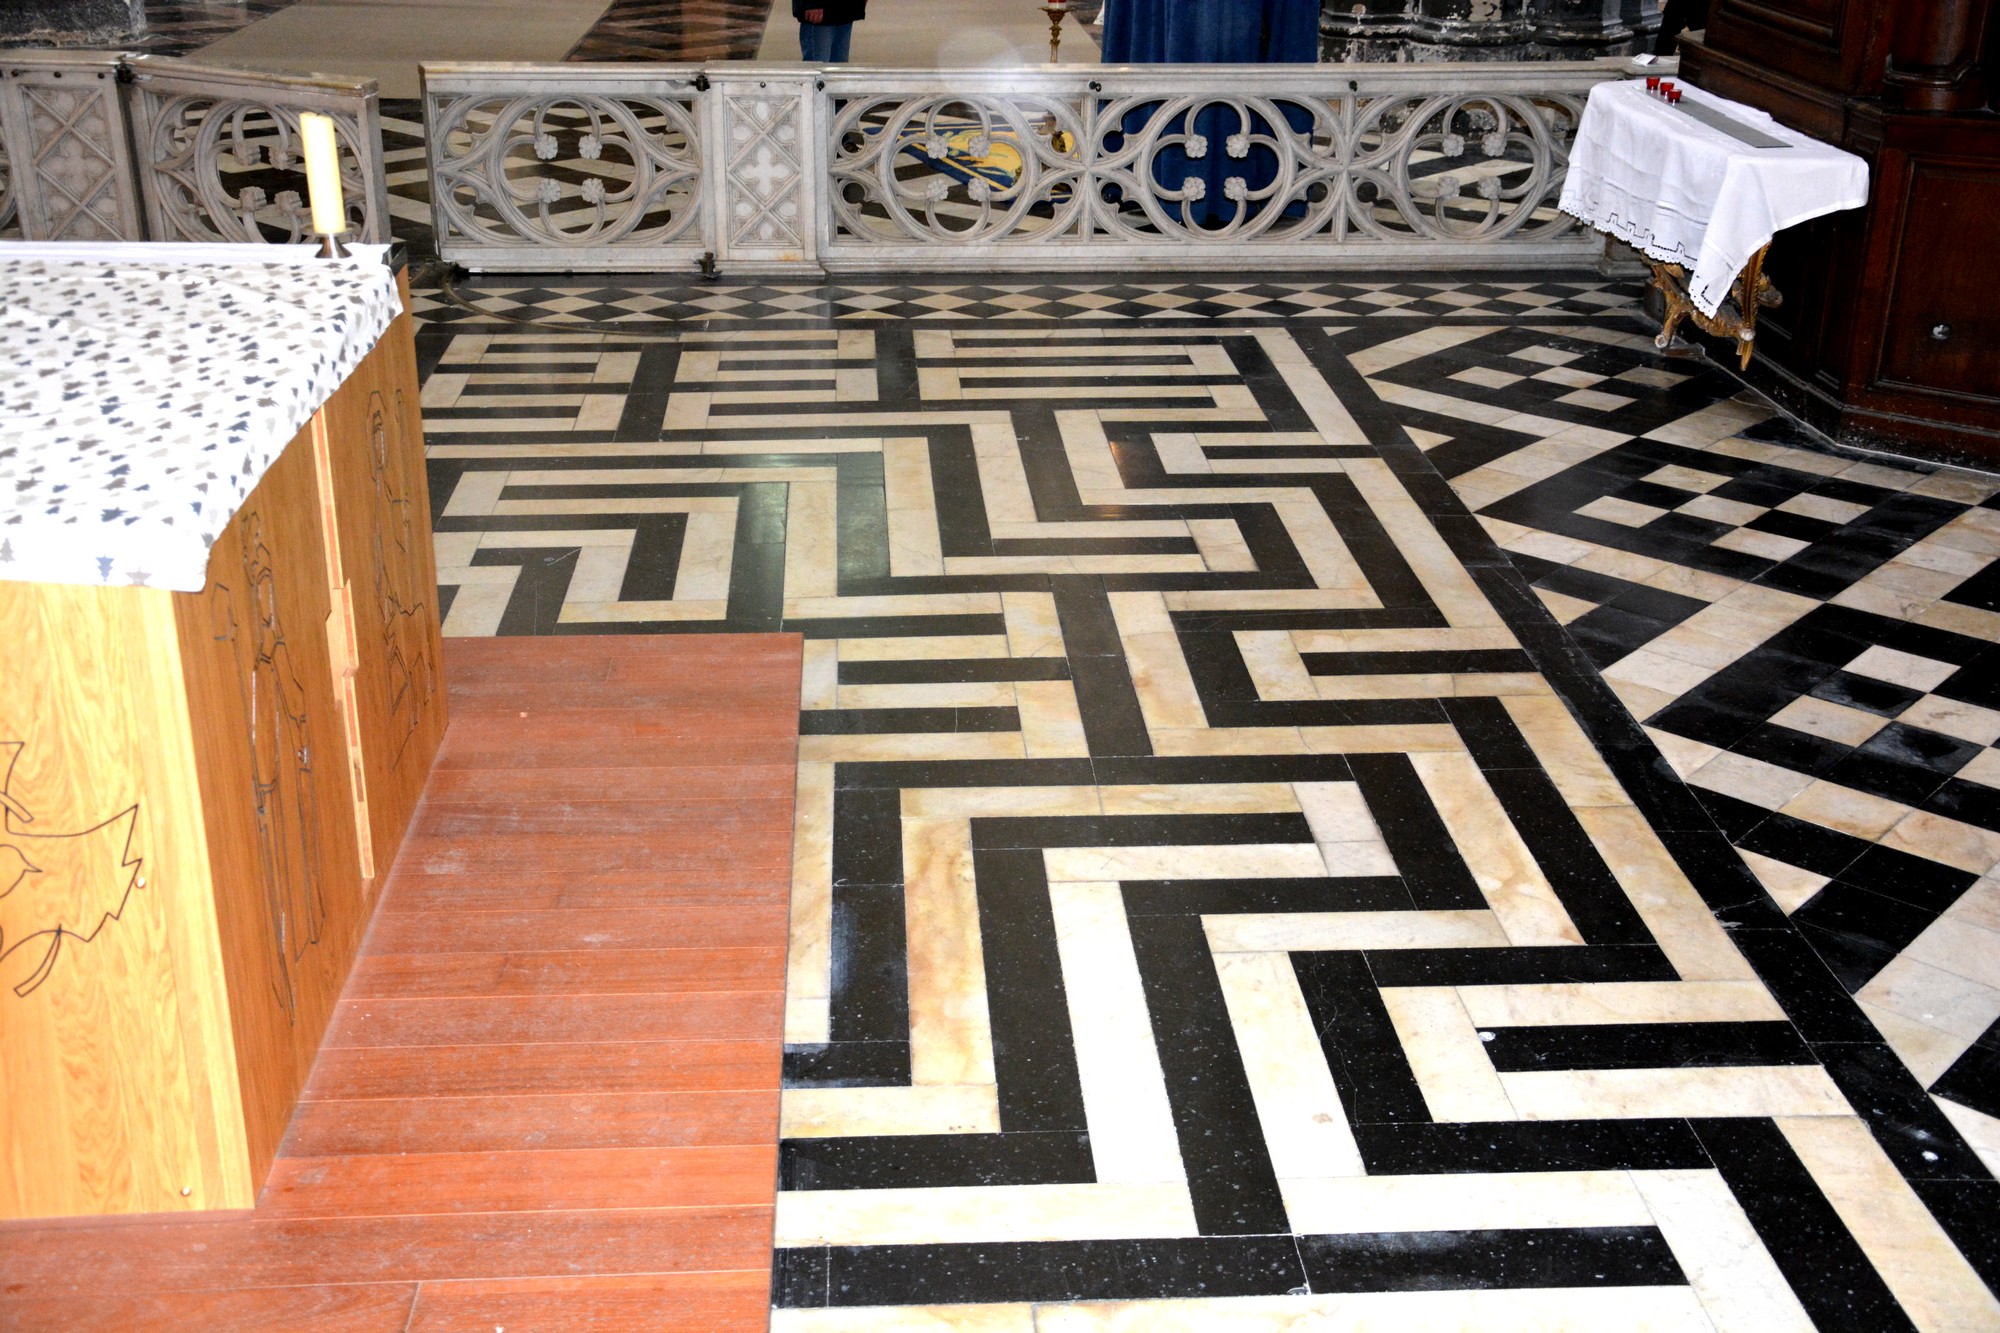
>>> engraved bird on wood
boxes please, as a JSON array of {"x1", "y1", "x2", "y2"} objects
[{"x1": 0, "y1": 741, "x2": 144, "y2": 998}]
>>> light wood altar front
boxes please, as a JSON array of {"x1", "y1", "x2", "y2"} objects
[{"x1": 0, "y1": 273, "x2": 446, "y2": 1219}]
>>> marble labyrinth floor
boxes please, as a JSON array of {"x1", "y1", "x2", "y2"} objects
[{"x1": 411, "y1": 271, "x2": 2000, "y2": 1330}]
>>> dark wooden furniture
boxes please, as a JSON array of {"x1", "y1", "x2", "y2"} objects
[{"x1": 1678, "y1": 0, "x2": 2000, "y2": 463}]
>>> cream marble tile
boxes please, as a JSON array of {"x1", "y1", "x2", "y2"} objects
[
  {"x1": 1046, "y1": 843, "x2": 1327, "y2": 883},
  {"x1": 1458, "y1": 980, "x2": 1785, "y2": 1026},
  {"x1": 1643, "y1": 624, "x2": 1756, "y2": 672},
  {"x1": 1237, "y1": 630, "x2": 1319, "y2": 701},
  {"x1": 1643, "y1": 562, "x2": 1746, "y2": 602},
  {"x1": 1412, "y1": 751, "x2": 1582, "y2": 947},
  {"x1": 1212, "y1": 951, "x2": 1364, "y2": 1180},
  {"x1": 1034, "y1": 1289, "x2": 1714, "y2": 1333},
  {"x1": 1779, "y1": 780, "x2": 1910, "y2": 840},
  {"x1": 1159, "y1": 725, "x2": 1313, "y2": 756},
  {"x1": 1647, "y1": 728, "x2": 1722, "y2": 780},
  {"x1": 1934, "y1": 1097, "x2": 2000, "y2": 1181},
  {"x1": 1950, "y1": 875, "x2": 2000, "y2": 933},
  {"x1": 776, "y1": 1181, "x2": 1199, "y2": 1247},
  {"x1": 1291, "y1": 627, "x2": 1520, "y2": 654},
  {"x1": 1152, "y1": 432, "x2": 1212, "y2": 475},
  {"x1": 1607, "y1": 676, "x2": 1677, "y2": 721},
  {"x1": 772, "y1": 1306, "x2": 1033, "y2": 1333},
  {"x1": 1690, "y1": 751, "x2": 1817, "y2": 811},
  {"x1": 1281, "y1": 1170, "x2": 1651, "y2": 1234},
  {"x1": 903, "y1": 818, "x2": 995, "y2": 1088},
  {"x1": 1574, "y1": 805, "x2": 1757, "y2": 981},
  {"x1": 1536, "y1": 588, "x2": 1600, "y2": 624},
  {"x1": 1902, "y1": 696, "x2": 2000, "y2": 747},
  {"x1": 436, "y1": 565, "x2": 519, "y2": 638},
  {"x1": 1857, "y1": 954, "x2": 2000, "y2": 1044},
  {"x1": 838, "y1": 634, "x2": 1012, "y2": 661},
  {"x1": 904, "y1": 786, "x2": 1101, "y2": 819},
  {"x1": 1883, "y1": 810, "x2": 2000, "y2": 876},
  {"x1": 1099, "y1": 783, "x2": 1298, "y2": 817},
  {"x1": 1632, "y1": 1169, "x2": 1816, "y2": 1333},
  {"x1": 1501, "y1": 1065, "x2": 1853, "y2": 1119},
  {"x1": 1859, "y1": 1000, "x2": 1973, "y2": 1086},
  {"x1": 1297, "y1": 724, "x2": 1468, "y2": 754},
  {"x1": 1770, "y1": 694, "x2": 1891, "y2": 747},
  {"x1": 1503, "y1": 695, "x2": 1631, "y2": 807},
  {"x1": 1314, "y1": 672, "x2": 1457, "y2": 701},
  {"x1": 1204, "y1": 909, "x2": 1510, "y2": 954},
  {"x1": 1905, "y1": 915, "x2": 2000, "y2": 991},
  {"x1": 800, "y1": 638, "x2": 839, "y2": 712},
  {"x1": 1645, "y1": 463, "x2": 1732, "y2": 493},
  {"x1": 1015, "y1": 680, "x2": 1091, "y2": 759},
  {"x1": 780, "y1": 1084, "x2": 999, "y2": 1138},
  {"x1": 1116, "y1": 616, "x2": 1208, "y2": 733},
  {"x1": 1778, "y1": 1115, "x2": 2000, "y2": 1331},
  {"x1": 1382, "y1": 986, "x2": 1517, "y2": 1122},
  {"x1": 1846, "y1": 645, "x2": 1962, "y2": 692},
  {"x1": 1189, "y1": 516, "x2": 1260, "y2": 571},
  {"x1": 1345, "y1": 459, "x2": 1505, "y2": 629},
  {"x1": 1603, "y1": 647, "x2": 1718, "y2": 697},
  {"x1": 788, "y1": 592, "x2": 1002, "y2": 619},
  {"x1": 1000, "y1": 590, "x2": 1065, "y2": 658},
  {"x1": 786, "y1": 761, "x2": 836, "y2": 1045},
  {"x1": 837, "y1": 681, "x2": 1019, "y2": 711},
  {"x1": 1738, "y1": 849, "x2": 1830, "y2": 914},
  {"x1": 1051, "y1": 883, "x2": 1186, "y2": 1185}
]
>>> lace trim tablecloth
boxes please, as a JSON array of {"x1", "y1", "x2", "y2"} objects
[
  {"x1": 1558, "y1": 80, "x2": 1868, "y2": 318},
  {"x1": 0, "y1": 242, "x2": 400, "y2": 591}
]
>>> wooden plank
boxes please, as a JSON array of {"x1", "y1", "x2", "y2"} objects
[
  {"x1": 301, "y1": 1041, "x2": 781, "y2": 1100},
  {"x1": 0, "y1": 1283, "x2": 418, "y2": 1333},
  {"x1": 346, "y1": 947, "x2": 787, "y2": 997},
  {"x1": 407, "y1": 1272, "x2": 771, "y2": 1333},
  {"x1": 378, "y1": 873, "x2": 791, "y2": 913},
  {"x1": 258, "y1": 1144, "x2": 778, "y2": 1217},
  {"x1": 322, "y1": 992, "x2": 785, "y2": 1048},
  {"x1": 361, "y1": 906, "x2": 788, "y2": 954},
  {"x1": 279, "y1": 1092, "x2": 781, "y2": 1156},
  {"x1": 0, "y1": 1206, "x2": 774, "y2": 1289}
]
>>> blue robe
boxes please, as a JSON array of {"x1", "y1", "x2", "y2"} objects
[
  {"x1": 1102, "y1": 0, "x2": 1320, "y2": 65},
  {"x1": 1101, "y1": 0, "x2": 1321, "y2": 228}
]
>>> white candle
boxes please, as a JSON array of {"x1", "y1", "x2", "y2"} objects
[{"x1": 299, "y1": 112, "x2": 346, "y2": 238}]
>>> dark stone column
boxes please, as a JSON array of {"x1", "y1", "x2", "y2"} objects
[
  {"x1": 1322, "y1": 0, "x2": 1659, "y2": 58},
  {"x1": 0, "y1": 0, "x2": 146, "y2": 43}
]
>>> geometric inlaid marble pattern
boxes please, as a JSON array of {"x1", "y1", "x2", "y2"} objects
[{"x1": 412, "y1": 272, "x2": 2000, "y2": 1330}]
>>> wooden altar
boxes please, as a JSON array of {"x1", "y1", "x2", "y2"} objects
[{"x1": 0, "y1": 267, "x2": 446, "y2": 1219}]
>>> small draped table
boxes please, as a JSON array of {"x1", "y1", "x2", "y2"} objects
[{"x1": 1558, "y1": 78, "x2": 1869, "y2": 368}]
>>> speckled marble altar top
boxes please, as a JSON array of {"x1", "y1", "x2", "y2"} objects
[{"x1": 0, "y1": 243, "x2": 399, "y2": 591}]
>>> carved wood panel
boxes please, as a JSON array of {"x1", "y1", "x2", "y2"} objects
[{"x1": 174, "y1": 423, "x2": 365, "y2": 1184}]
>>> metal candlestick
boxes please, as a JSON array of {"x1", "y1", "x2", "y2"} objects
[{"x1": 1041, "y1": 0, "x2": 1071, "y2": 62}]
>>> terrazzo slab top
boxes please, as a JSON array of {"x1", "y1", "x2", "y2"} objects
[{"x1": 0, "y1": 241, "x2": 399, "y2": 592}]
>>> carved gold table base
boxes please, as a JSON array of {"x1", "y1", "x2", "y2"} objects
[{"x1": 1648, "y1": 243, "x2": 1782, "y2": 371}]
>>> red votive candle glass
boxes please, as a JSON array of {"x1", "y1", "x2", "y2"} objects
[{"x1": 1646, "y1": 75, "x2": 1660, "y2": 91}]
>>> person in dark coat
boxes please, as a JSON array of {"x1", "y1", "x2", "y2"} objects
[{"x1": 796, "y1": 0, "x2": 866, "y2": 62}]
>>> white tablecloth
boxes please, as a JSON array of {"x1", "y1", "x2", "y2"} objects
[
  {"x1": 0, "y1": 242, "x2": 400, "y2": 592},
  {"x1": 1558, "y1": 79, "x2": 1868, "y2": 318}
]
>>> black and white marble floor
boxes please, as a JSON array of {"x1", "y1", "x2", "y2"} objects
[{"x1": 410, "y1": 270, "x2": 2000, "y2": 1330}]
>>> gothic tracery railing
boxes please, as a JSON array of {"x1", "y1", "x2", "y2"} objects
[
  {"x1": 0, "y1": 50, "x2": 389, "y2": 245},
  {"x1": 422, "y1": 59, "x2": 1625, "y2": 273}
]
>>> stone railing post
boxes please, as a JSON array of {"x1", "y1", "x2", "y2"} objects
[{"x1": 705, "y1": 66, "x2": 823, "y2": 275}]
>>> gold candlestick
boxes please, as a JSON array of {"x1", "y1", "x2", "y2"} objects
[{"x1": 1041, "y1": 0, "x2": 1071, "y2": 62}]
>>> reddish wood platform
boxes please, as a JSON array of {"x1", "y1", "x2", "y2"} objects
[{"x1": 0, "y1": 634, "x2": 804, "y2": 1332}]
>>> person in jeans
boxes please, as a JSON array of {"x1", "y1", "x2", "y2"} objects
[{"x1": 797, "y1": 0, "x2": 865, "y2": 61}]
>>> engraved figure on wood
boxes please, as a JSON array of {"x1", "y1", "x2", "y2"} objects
[
  {"x1": 367, "y1": 389, "x2": 437, "y2": 769},
  {"x1": 208, "y1": 508, "x2": 326, "y2": 1021},
  {"x1": 0, "y1": 742, "x2": 144, "y2": 998}
]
